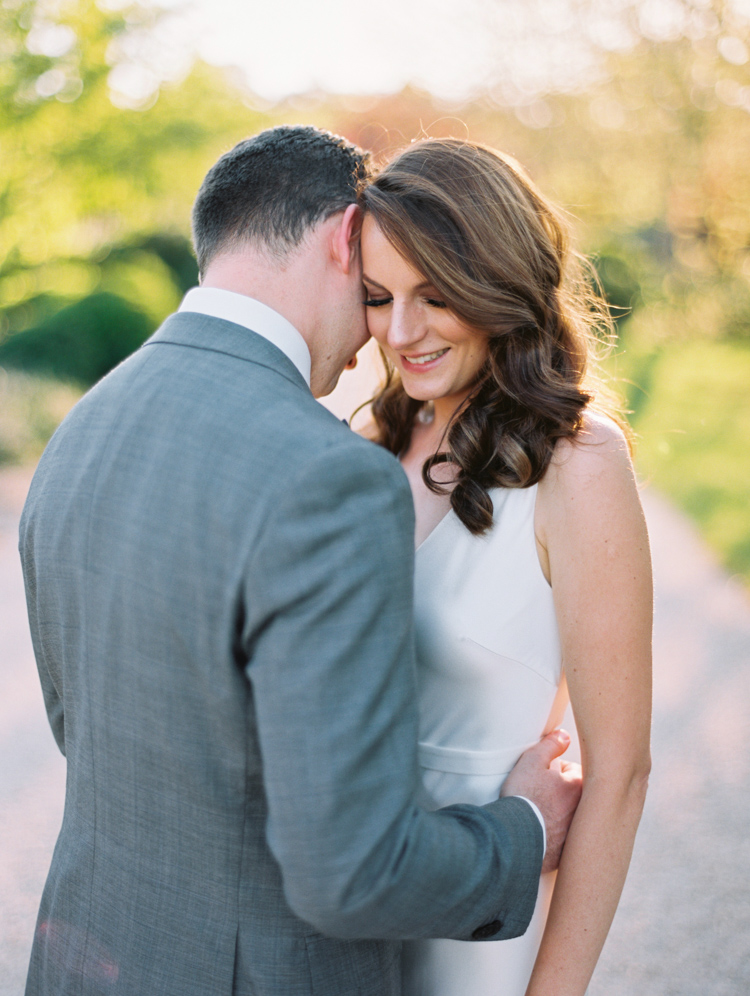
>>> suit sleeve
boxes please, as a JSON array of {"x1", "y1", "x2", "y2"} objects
[
  {"x1": 18, "y1": 506, "x2": 66, "y2": 755},
  {"x1": 242, "y1": 438, "x2": 543, "y2": 941}
]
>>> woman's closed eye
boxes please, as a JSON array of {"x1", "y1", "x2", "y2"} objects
[{"x1": 363, "y1": 294, "x2": 448, "y2": 309}]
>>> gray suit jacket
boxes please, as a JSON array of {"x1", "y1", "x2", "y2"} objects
[{"x1": 20, "y1": 312, "x2": 542, "y2": 996}]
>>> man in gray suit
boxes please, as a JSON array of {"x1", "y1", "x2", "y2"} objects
[{"x1": 20, "y1": 126, "x2": 580, "y2": 996}]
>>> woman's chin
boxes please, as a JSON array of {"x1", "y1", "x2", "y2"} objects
[
  {"x1": 398, "y1": 372, "x2": 441, "y2": 401},
  {"x1": 403, "y1": 386, "x2": 436, "y2": 403}
]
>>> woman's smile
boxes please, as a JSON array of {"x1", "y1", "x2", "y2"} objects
[{"x1": 401, "y1": 347, "x2": 450, "y2": 369}]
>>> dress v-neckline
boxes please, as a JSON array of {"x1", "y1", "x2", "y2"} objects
[{"x1": 415, "y1": 508, "x2": 454, "y2": 554}]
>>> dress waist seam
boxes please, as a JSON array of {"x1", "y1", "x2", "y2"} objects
[{"x1": 417, "y1": 740, "x2": 535, "y2": 776}]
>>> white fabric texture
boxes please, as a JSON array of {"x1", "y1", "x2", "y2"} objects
[{"x1": 403, "y1": 483, "x2": 568, "y2": 996}]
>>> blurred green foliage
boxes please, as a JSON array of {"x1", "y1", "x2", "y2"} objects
[
  {"x1": 1, "y1": 0, "x2": 274, "y2": 385},
  {"x1": 1, "y1": 0, "x2": 749, "y2": 580},
  {"x1": 0, "y1": 292, "x2": 152, "y2": 384},
  {"x1": 613, "y1": 337, "x2": 750, "y2": 580}
]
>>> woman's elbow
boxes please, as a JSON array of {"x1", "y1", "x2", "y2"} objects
[
  {"x1": 629, "y1": 750, "x2": 651, "y2": 802},
  {"x1": 585, "y1": 750, "x2": 651, "y2": 810}
]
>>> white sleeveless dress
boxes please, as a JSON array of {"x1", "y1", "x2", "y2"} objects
[{"x1": 403, "y1": 484, "x2": 569, "y2": 996}]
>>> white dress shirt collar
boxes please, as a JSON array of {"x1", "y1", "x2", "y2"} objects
[{"x1": 178, "y1": 287, "x2": 312, "y2": 387}]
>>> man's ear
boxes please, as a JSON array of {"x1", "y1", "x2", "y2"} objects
[{"x1": 332, "y1": 203, "x2": 363, "y2": 275}]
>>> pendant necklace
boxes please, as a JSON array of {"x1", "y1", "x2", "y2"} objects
[{"x1": 416, "y1": 401, "x2": 435, "y2": 426}]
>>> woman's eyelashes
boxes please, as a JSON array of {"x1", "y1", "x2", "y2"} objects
[{"x1": 363, "y1": 290, "x2": 448, "y2": 309}]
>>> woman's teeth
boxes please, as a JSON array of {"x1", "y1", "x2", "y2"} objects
[{"x1": 406, "y1": 348, "x2": 449, "y2": 365}]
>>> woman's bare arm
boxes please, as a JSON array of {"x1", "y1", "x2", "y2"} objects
[{"x1": 527, "y1": 414, "x2": 653, "y2": 996}]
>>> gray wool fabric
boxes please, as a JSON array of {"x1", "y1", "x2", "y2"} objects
[{"x1": 19, "y1": 311, "x2": 542, "y2": 996}]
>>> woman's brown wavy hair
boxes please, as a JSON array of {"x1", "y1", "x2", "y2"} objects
[{"x1": 361, "y1": 138, "x2": 626, "y2": 536}]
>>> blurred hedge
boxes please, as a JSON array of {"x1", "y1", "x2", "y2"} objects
[
  {"x1": 614, "y1": 337, "x2": 750, "y2": 583},
  {"x1": 0, "y1": 292, "x2": 152, "y2": 386}
]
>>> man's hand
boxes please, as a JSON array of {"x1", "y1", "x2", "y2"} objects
[{"x1": 501, "y1": 730, "x2": 582, "y2": 873}]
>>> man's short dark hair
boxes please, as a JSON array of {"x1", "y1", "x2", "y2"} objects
[{"x1": 191, "y1": 125, "x2": 370, "y2": 274}]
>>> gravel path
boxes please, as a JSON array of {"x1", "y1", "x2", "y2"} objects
[
  {"x1": 0, "y1": 466, "x2": 66, "y2": 996},
  {"x1": 590, "y1": 490, "x2": 750, "y2": 996},
  {"x1": 1, "y1": 463, "x2": 748, "y2": 995}
]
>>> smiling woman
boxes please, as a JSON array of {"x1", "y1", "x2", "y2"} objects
[
  {"x1": 358, "y1": 139, "x2": 653, "y2": 996},
  {"x1": 361, "y1": 138, "x2": 620, "y2": 535}
]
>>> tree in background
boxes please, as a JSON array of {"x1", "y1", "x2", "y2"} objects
[{"x1": 0, "y1": 0, "x2": 273, "y2": 385}]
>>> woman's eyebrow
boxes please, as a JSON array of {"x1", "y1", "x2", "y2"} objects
[
  {"x1": 363, "y1": 275, "x2": 437, "y2": 293},
  {"x1": 362, "y1": 274, "x2": 387, "y2": 289}
]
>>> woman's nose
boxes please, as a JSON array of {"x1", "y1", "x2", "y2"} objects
[{"x1": 387, "y1": 301, "x2": 423, "y2": 351}]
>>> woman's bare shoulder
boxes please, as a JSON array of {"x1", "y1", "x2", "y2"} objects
[
  {"x1": 535, "y1": 413, "x2": 649, "y2": 591},
  {"x1": 536, "y1": 411, "x2": 641, "y2": 547},
  {"x1": 546, "y1": 411, "x2": 633, "y2": 491}
]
